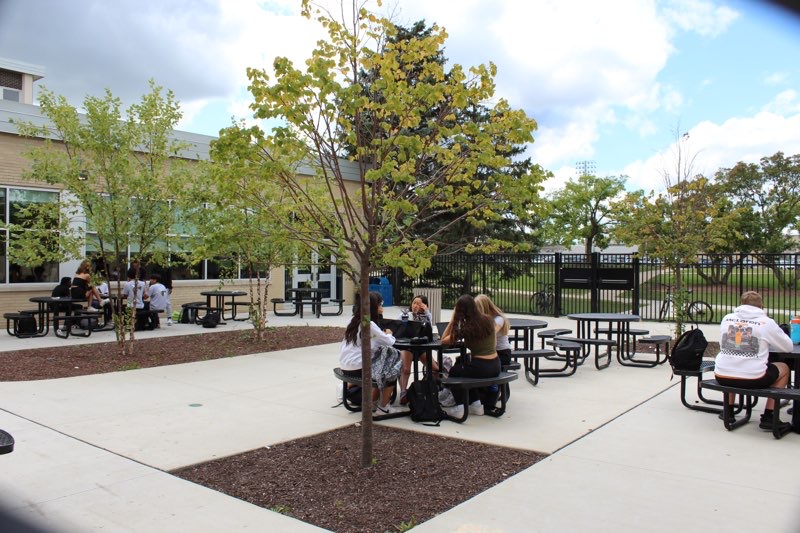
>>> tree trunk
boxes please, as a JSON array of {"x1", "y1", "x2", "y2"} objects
[{"x1": 359, "y1": 260, "x2": 374, "y2": 468}]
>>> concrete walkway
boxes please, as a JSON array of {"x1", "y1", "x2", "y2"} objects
[{"x1": 0, "y1": 309, "x2": 797, "y2": 532}]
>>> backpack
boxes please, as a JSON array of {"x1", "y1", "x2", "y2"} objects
[
  {"x1": 17, "y1": 315, "x2": 37, "y2": 336},
  {"x1": 370, "y1": 346, "x2": 401, "y2": 390},
  {"x1": 407, "y1": 379, "x2": 443, "y2": 425},
  {"x1": 202, "y1": 310, "x2": 220, "y2": 329},
  {"x1": 670, "y1": 328, "x2": 708, "y2": 371}
]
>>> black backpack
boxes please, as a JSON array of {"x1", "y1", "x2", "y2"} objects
[
  {"x1": 670, "y1": 328, "x2": 708, "y2": 371},
  {"x1": 17, "y1": 315, "x2": 37, "y2": 336},
  {"x1": 407, "y1": 379, "x2": 443, "y2": 425},
  {"x1": 202, "y1": 310, "x2": 220, "y2": 329}
]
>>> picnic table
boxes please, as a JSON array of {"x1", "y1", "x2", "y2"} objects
[
  {"x1": 566, "y1": 312, "x2": 641, "y2": 369},
  {"x1": 287, "y1": 287, "x2": 329, "y2": 318},
  {"x1": 200, "y1": 290, "x2": 247, "y2": 324}
]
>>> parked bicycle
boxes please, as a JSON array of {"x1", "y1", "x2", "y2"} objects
[
  {"x1": 529, "y1": 281, "x2": 555, "y2": 315},
  {"x1": 658, "y1": 284, "x2": 714, "y2": 323}
]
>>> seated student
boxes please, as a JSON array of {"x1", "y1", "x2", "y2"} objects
[
  {"x1": 714, "y1": 291, "x2": 793, "y2": 432},
  {"x1": 474, "y1": 294, "x2": 512, "y2": 366},
  {"x1": 145, "y1": 273, "x2": 168, "y2": 328},
  {"x1": 397, "y1": 294, "x2": 438, "y2": 405},
  {"x1": 339, "y1": 291, "x2": 404, "y2": 417},
  {"x1": 71, "y1": 260, "x2": 108, "y2": 313},
  {"x1": 51, "y1": 276, "x2": 81, "y2": 314},
  {"x1": 440, "y1": 294, "x2": 501, "y2": 418},
  {"x1": 122, "y1": 268, "x2": 146, "y2": 310}
]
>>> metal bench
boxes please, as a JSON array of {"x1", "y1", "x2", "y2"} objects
[
  {"x1": 271, "y1": 298, "x2": 298, "y2": 317},
  {"x1": 53, "y1": 311, "x2": 99, "y2": 338},
  {"x1": 618, "y1": 334, "x2": 670, "y2": 367},
  {"x1": 440, "y1": 371, "x2": 518, "y2": 422},
  {"x1": 511, "y1": 348, "x2": 560, "y2": 385},
  {"x1": 319, "y1": 298, "x2": 346, "y2": 316},
  {"x1": 0, "y1": 429, "x2": 14, "y2": 454},
  {"x1": 225, "y1": 300, "x2": 257, "y2": 321},
  {"x1": 550, "y1": 336, "x2": 617, "y2": 369},
  {"x1": 3, "y1": 312, "x2": 41, "y2": 338},
  {"x1": 332, "y1": 368, "x2": 404, "y2": 421},
  {"x1": 700, "y1": 379, "x2": 799, "y2": 439},
  {"x1": 673, "y1": 360, "x2": 730, "y2": 414}
]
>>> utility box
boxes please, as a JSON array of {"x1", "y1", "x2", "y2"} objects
[{"x1": 368, "y1": 277, "x2": 393, "y2": 307}]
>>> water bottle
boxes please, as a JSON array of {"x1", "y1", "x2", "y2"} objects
[
  {"x1": 791, "y1": 315, "x2": 800, "y2": 344},
  {"x1": 401, "y1": 309, "x2": 409, "y2": 326}
]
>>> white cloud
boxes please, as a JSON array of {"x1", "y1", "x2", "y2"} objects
[
  {"x1": 764, "y1": 71, "x2": 788, "y2": 86},
  {"x1": 623, "y1": 111, "x2": 800, "y2": 192},
  {"x1": 661, "y1": 0, "x2": 739, "y2": 37}
]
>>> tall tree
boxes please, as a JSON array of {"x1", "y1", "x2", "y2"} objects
[
  {"x1": 184, "y1": 122, "x2": 305, "y2": 340},
  {"x1": 231, "y1": 0, "x2": 544, "y2": 466},
  {"x1": 713, "y1": 151, "x2": 800, "y2": 287},
  {"x1": 15, "y1": 80, "x2": 192, "y2": 355},
  {"x1": 342, "y1": 19, "x2": 549, "y2": 254},
  {"x1": 612, "y1": 131, "x2": 713, "y2": 333},
  {"x1": 544, "y1": 174, "x2": 626, "y2": 254}
]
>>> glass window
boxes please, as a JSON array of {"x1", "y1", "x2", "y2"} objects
[{"x1": 8, "y1": 188, "x2": 59, "y2": 283}]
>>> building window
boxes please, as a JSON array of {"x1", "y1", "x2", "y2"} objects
[
  {"x1": 2, "y1": 88, "x2": 20, "y2": 102},
  {"x1": 3, "y1": 187, "x2": 60, "y2": 283}
]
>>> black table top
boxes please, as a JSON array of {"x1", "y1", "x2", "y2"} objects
[
  {"x1": 200, "y1": 290, "x2": 247, "y2": 297},
  {"x1": 393, "y1": 338, "x2": 442, "y2": 350},
  {"x1": 287, "y1": 288, "x2": 328, "y2": 294},
  {"x1": 30, "y1": 296, "x2": 83, "y2": 304},
  {"x1": 508, "y1": 318, "x2": 548, "y2": 329},
  {"x1": 568, "y1": 313, "x2": 640, "y2": 322}
]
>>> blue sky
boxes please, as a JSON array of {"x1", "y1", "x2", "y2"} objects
[{"x1": 1, "y1": 0, "x2": 799, "y2": 194}]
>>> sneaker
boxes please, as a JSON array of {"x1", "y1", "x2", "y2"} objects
[
  {"x1": 100, "y1": 298, "x2": 110, "y2": 306},
  {"x1": 373, "y1": 404, "x2": 404, "y2": 417},
  {"x1": 85, "y1": 307, "x2": 101, "y2": 313},
  {"x1": 444, "y1": 404, "x2": 464, "y2": 418},
  {"x1": 758, "y1": 413, "x2": 792, "y2": 432},
  {"x1": 399, "y1": 390, "x2": 409, "y2": 405},
  {"x1": 438, "y1": 388, "x2": 456, "y2": 407},
  {"x1": 167, "y1": 318, "x2": 173, "y2": 326},
  {"x1": 468, "y1": 400, "x2": 484, "y2": 416}
]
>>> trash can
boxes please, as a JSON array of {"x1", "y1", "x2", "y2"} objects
[{"x1": 368, "y1": 276, "x2": 393, "y2": 307}]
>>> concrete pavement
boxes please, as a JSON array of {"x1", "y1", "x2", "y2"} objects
[{"x1": 0, "y1": 309, "x2": 797, "y2": 532}]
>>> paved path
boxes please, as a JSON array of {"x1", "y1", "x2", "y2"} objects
[{"x1": 0, "y1": 309, "x2": 797, "y2": 532}]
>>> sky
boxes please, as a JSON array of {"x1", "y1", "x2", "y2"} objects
[{"x1": 1, "y1": 0, "x2": 800, "y2": 194}]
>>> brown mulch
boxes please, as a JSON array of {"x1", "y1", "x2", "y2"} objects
[
  {"x1": 2, "y1": 326, "x2": 547, "y2": 532},
  {"x1": 174, "y1": 425, "x2": 544, "y2": 532},
  {"x1": 0, "y1": 326, "x2": 346, "y2": 381}
]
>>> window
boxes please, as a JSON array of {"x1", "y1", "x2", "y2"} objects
[
  {"x1": 2, "y1": 88, "x2": 20, "y2": 102},
  {"x1": 2, "y1": 187, "x2": 60, "y2": 283}
]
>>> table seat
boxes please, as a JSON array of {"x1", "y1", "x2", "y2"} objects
[
  {"x1": 440, "y1": 371, "x2": 517, "y2": 422},
  {"x1": 618, "y1": 334, "x2": 670, "y2": 368},
  {"x1": 0, "y1": 429, "x2": 14, "y2": 454}
]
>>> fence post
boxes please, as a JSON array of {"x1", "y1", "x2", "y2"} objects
[{"x1": 591, "y1": 252, "x2": 600, "y2": 312}]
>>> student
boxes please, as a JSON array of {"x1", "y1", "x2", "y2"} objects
[
  {"x1": 339, "y1": 291, "x2": 404, "y2": 417},
  {"x1": 474, "y1": 294, "x2": 512, "y2": 366},
  {"x1": 397, "y1": 294, "x2": 437, "y2": 405},
  {"x1": 122, "y1": 267, "x2": 145, "y2": 310},
  {"x1": 440, "y1": 294, "x2": 501, "y2": 418},
  {"x1": 71, "y1": 260, "x2": 108, "y2": 312},
  {"x1": 714, "y1": 291, "x2": 793, "y2": 432},
  {"x1": 161, "y1": 270, "x2": 174, "y2": 326},
  {"x1": 145, "y1": 273, "x2": 168, "y2": 328}
]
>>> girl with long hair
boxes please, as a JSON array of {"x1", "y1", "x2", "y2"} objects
[
  {"x1": 440, "y1": 294, "x2": 501, "y2": 417},
  {"x1": 339, "y1": 291, "x2": 404, "y2": 416}
]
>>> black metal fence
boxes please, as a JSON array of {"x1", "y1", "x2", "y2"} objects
[{"x1": 371, "y1": 252, "x2": 800, "y2": 324}]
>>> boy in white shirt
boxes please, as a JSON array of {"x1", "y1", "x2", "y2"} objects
[
  {"x1": 122, "y1": 268, "x2": 145, "y2": 310},
  {"x1": 146, "y1": 273, "x2": 168, "y2": 328}
]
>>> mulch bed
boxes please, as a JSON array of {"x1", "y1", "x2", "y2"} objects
[
  {"x1": 174, "y1": 424, "x2": 546, "y2": 533},
  {"x1": 0, "y1": 327, "x2": 346, "y2": 381}
]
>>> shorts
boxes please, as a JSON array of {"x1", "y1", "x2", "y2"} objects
[{"x1": 715, "y1": 363, "x2": 780, "y2": 389}]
